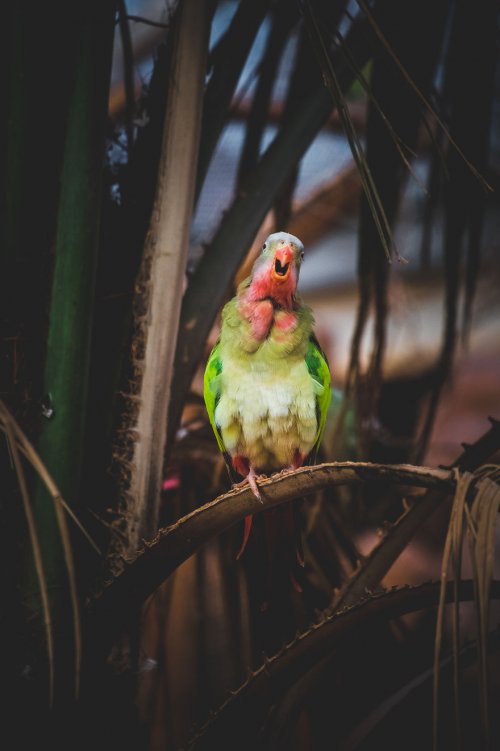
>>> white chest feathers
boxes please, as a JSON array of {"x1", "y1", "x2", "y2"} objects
[{"x1": 214, "y1": 356, "x2": 320, "y2": 471}]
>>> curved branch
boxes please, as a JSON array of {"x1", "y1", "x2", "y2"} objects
[
  {"x1": 186, "y1": 580, "x2": 500, "y2": 751},
  {"x1": 87, "y1": 462, "x2": 454, "y2": 630},
  {"x1": 329, "y1": 417, "x2": 500, "y2": 613}
]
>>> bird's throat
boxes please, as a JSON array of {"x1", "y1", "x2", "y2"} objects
[
  {"x1": 247, "y1": 270, "x2": 296, "y2": 311},
  {"x1": 238, "y1": 290, "x2": 297, "y2": 342}
]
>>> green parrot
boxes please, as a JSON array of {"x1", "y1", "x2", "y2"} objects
[{"x1": 204, "y1": 231, "x2": 332, "y2": 573}]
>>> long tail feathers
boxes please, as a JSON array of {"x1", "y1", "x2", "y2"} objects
[{"x1": 236, "y1": 515, "x2": 253, "y2": 560}]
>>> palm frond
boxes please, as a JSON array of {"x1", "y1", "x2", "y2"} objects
[
  {"x1": 331, "y1": 25, "x2": 428, "y2": 197},
  {"x1": 302, "y1": 0, "x2": 395, "y2": 262},
  {"x1": 414, "y1": 0, "x2": 496, "y2": 462},
  {"x1": 467, "y1": 467, "x2": 500, "y2": 747},
  {"x1": 355, "y1": 0, "x2": 493, "y2": 191},
  {"x1": 2, "y1": 417, "x2": 55, "y2": 706},
  {"x1": 340, "y1": 0, "x2": 448, "y2": 456},
  {"x1": 329, "y1": 418, "x2": 500, "y2": 613},
  {"x1": 433, "y1": 465, "x2": 500, "y2": 750},
  {"x1": 433, "y1": 470, "x2": 473, "y2": 750},
  {"x1": 0, "y1": 401, "x2": 101, "y2": 699}
]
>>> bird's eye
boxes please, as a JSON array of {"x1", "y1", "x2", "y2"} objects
[
  {"x1": 262, "y1": 243, "x2": 267, "y2": 252},
  {"x1": 300, "y1": 251, "x2": 305, "y2": 260}
]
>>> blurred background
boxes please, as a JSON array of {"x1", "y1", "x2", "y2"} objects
[{"x1": 2, "y1": 0, "x2": 500, "y2": 749}]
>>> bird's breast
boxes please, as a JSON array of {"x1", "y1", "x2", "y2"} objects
[{"x1": 214, "y1": 353, "x2": 318, "y2": 471}]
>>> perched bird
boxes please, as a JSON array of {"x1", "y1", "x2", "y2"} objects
[{"x1": 204, "y1": 231, "x2": 331, "y2": 582}]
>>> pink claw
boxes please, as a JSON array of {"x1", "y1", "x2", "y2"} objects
[{"x1": 246, "y1": 466, "x2": 262, "y2": 501}]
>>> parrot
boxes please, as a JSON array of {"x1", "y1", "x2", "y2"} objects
[{"x1": 203, "y1": 231, "x2": 332, "y2": 589}]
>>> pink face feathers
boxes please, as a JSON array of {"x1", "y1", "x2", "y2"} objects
[
  {"x1": 247, "y1": 244, "x2": 298, "y2": 310},
  {"x1": 237, "y1": 234, "x2": 304, "y2": 341}
]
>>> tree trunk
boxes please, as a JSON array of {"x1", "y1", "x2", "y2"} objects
[{"x1": 117, "y1": 0, "x2": 211, "y2": 554}]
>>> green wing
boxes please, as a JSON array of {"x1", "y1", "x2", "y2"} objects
[
  {"x1": 203, "y1": 339, "x2": 226, "y2": 453},
  {"x1": 204, "y1": 340, "x2": 238, "y2": 481},
  {"x1": 305, "y1": 334, "x2": 332, "y2": 460}
]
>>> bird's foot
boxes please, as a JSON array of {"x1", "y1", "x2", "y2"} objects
[
  {"x1": 232, "y1": 465, "x2": 265, "y2": 559},
  {"x1": 247, "y1": 466, "x2": 263, "y2": 502},
  {"x1": 232, "y1": 463, "x2": 264, "y2": 502}
]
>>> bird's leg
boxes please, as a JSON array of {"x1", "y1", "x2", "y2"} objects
[
  {"x1": 290, "y1": 449, "x2": 306, "y2": 471},
  {"x1": 245, "y1": 465, "x2": 262, "y2": 501},
  {"x1": 232, "y1": 456, "x2": 262, "y2": 501},
  {"x1": 276, "y1": 449, "x2": 306, "y2": 478},
  {"x1": 232, "y1": 456, "x2": 262, "y2": 560}
]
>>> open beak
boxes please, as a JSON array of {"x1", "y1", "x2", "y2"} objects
[{"x1": 272, "y1": 245, "x2": 293, "y2": 282}]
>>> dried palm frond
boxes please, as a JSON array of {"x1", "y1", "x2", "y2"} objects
[
  {"x1": 330, "y1": 26, "x2": 426, "y2": 196},
  {"x1": 0, "y1": 401, "x2": 101, "y2": 701},
  {"x1": 2, "y1": 416, "x2": 55, "y2": 705},
  {"x1": 319, "y1": 0, "x2": 496, "y2": 466},
  {"x1": 466, "y1": 466, "x2": 500, "y2": 747},
  {"x1": 0, "y1": 403, "x2": 101, "y2": 555},
  {"x1": 414, "y1": 0, "x2": 496, "y2": 462},
  {"x1": 301, "y1": 0, "x2": 395, "y2": 263},
  {"x1": 355, "y1": 0, "x2": 492, "y2": 192},
  {"x1": 433, "y1": 465, "x2": 500, "y2": 750},
  {"x1": 341, "y1": 0, "x2": 449, "y2": 458},
  {"x1": 329, "y1": 418, "x2": 500, "y2": 615},
  {"x1": 433, "y1": 470, "x2": 473, "y2": 750}
]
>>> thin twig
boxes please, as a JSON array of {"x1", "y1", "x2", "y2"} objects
[
  {"x1": 119, "y1": 14, "x2": 170, "y2": 29},
  {"x1": 2, "y1": 419, "x2": 55, "y2": 706},
  {"x1": 355, "y1": 0, "x2": 492, "y2": 191}
]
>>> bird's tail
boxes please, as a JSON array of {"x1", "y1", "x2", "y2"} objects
[{"x1": 262, "y1": 501, "x2": 305, "y2": 596}]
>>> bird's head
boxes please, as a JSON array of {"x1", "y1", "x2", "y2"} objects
[{"x1": 248, "y1": 231, "x2": 305, "y2": 308}]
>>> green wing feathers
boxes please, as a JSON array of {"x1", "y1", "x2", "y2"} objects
[
  {"x1": 203, "y1": 340, "x2": 226, "y2": 454},
  {"x1": 305, "y1": 335, "x2": 332, "y2": 457}
]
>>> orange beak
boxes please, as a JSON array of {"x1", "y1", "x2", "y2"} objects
[{"x1": 272, "y1": 245, "x2": 293, "y2": 282}]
